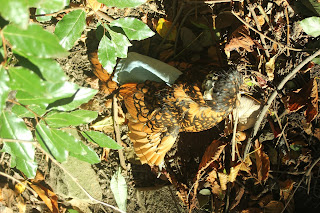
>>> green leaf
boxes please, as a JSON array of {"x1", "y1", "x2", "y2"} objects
[
  {"x1": 0, "y1": 111, "x2": 37, "y2": 178},
  {"x1": 109, "y1": 17, "x2": 155, "y2": 40},
  {"x1": 300, "y1": 17, "x2": 320, "y2": 37},
  {"x1": 12, "y1": 104, "x2": 46, "y2": 118},
  {"x1": 98, "y1": 35, "x2": 117, "y2": 74},
  {"x1": 313, "y1": 57, "x2": 320, "y2": 65},
  {"x1": 110, "y1": 167, "x2": 127, "y2": 211},
  {"x1": 82, "y1": 131, "x2": 122, "y2": 149},
  {"x1": 9, "y1": 67, "x2": 46, "y2": 96},
  {"x1": 35, "y1": 122, "x2": 69, "y2": 162},
  {"x1": 3, "y1": 23, "x2": 68, "y2": 58},
  {"x1": 25, "y1": 57, "x2": 67, "y2": 82},
  {"x1": 0, "y1": 0, "x2": 29, "y2": 29},
  {"x1": 15, "y1": 81, "x2": 79, "y2": 106},
  {"x1": 0, "y1": 66, "x2": 10, "y2": 112},
  {"x1": 70, "y1": 142, "x2": 100, "y2": 164},
  {"x1": 38, "y1": 0, "x2": 70, "y2": 11},
  {"x1": 50, "y1": 87, "x2": 98, "y2": 111},
  {"x1": 98, "y1": 0, "x2": 146, "y2": 8},
  {"x1": 28, "y1": 0, "x2": 41, "y2": 7},
  {"x1": 107, "y1": 26, "x2": 132, "y2": 58},
  {"x1": 45, "y1": 110, "x2": 98, "y2": 128},
  {"x1": 35, "y1": 8, "x2": 54, "y2": 22},
  {"x1": 54, "y1": 10, "x2": 86, "y2": 50}
]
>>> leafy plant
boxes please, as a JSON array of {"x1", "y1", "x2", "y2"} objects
[{"x1": 0, "y1": 0, "x2": 154, "y2": 178}]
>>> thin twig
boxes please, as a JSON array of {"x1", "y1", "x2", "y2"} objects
[
  {"x1": 95, "y1": 10, "x2": 115, "y2": 23},
  {"x1": 32, "y1": 7, "x2": 85, "y2": 17},
  {"x1": 0, "y1": 30, "x2": 8, "y2": 66},
  {"x1": 0, "y1": 171, "x2": 38, "y2": 197},
  {"x1": 35, "y1": 143, "x2": 126, "y2": 213},
  {"x1": 281, "y1": 156, "x2": 320, "y2": 213},
  {"x1": 0, "y1": 138, "x2": 37, "y2": 144},
  {"x1": 231, "y1": 107, "x2": 239, "y2": 161},
  {"x1": 113, "y1": 95, "x2": 127, "y2": 170},
  {"x1": 246, "y1": 0, "x2": 270, "y2": 58},
  {"x1": 244, "y1": 49, "x2": 320, "y2": 158},
  {"x1": 284, "y1": 6, "x2": 290, "y2": 56},
  {"x1": 231, "y1": 11, "x2": 302, "y2": 52}
]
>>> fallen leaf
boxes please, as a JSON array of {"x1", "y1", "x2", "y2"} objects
[
  {"x1": 224, "y1": 25, "x2": 255, "y2": 58},
  {"x1": 286, "y1": 78, "x2": 318, "y2": 122},
  {"x1": 279, "y1": 179, "x2": 294, "y2": 200},
  {"x1": 156, "y1": 18, "x2": 177, "y2": 41},
  {"x1": 198, "y1": 140, "x2": 226, "y2": 170},
  {"x1": 14, "y1": 182, "x2": 26, "y2": 195},
  {"x1": 264, "y1": 200, "x2": 284, "y2": 213},
  {"x1": 16, "y1": 195, "x2": 26, "y2": 213},
  {"x1": 254, "y1": 140, "x2": 270, "y2": 182},
  {"x1": 29, "y1": 183, "x2": 59, "y2": 213},
  {"x1": 265, "y1": 56, "x2": 276, "y2": 81},
  {"x1": 91, "y1": 115, "x2": 125, "y2": 133},
  {"x1": 86, "y1": 0, "x2": 103, "y2": 11}
]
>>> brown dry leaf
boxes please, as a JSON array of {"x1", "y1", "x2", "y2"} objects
[
  {"x1": 16, "y1": 195, "x2": 26, "y2": 213},
  {"x1": 91, "y1": 115, "x2": 125, "y2": 133},
  {"x1": 0, "y1": 186, "x2": 15, "y2": 207},
  {"x1": 228, "y1": 163, "x2": 242, "y2": 182},
  {"x1": 286, "y1": 78, "x2": 318, "y2": 122},
  {"x1": 224, "y1": 25, "x2": 255, "y2": 58},
  {"x1": 86, "y1": 0, "x2": 103, "y2": 11},
  {"x1": 156, "y1": 18, "x2": 177, "y2": 41},
  {"x1": 264, "y1": 201, "x2": 284, "y2": 213},
  {"x1": 237, "y1": 96, "x2": 261, "y2": 131},
  {"x1": 206, "y1": 170, "x2": 228, "y2": 193},
  {"x1": 14, "y1": 182, "x2": 26, "y2": 195},
  {"x1": 198, "y1": 140, "x2": 226, "y2": 170},
  {"x1": 279, "y1": 179, "x2": 294, "y2": 201},
  {"x1": 265, "y1": 56, "x2": 275, "y2": 81},
  {"x1": 240, "y1": 155, "x2": 252, "y2": 173},
  {"x1": 254, "y1": 140, "x2": 270, "y2": 182},
  {"x1": 29, "y1": 184, "x2": 59, "y2": 213}
]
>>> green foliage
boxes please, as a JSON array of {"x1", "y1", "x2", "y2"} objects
[
  {"x1": 98, "y1": 0, "x2": 147, "y2": 8},
  {"x1": 300, "y1": 17, "x2": 320, "y2": 37},
  {"x1": 110, "y1": 167, "x2": 127, "y2": 211},
  {"x1": 0, "y1": 0, "x2": 155, "y2": 178}
]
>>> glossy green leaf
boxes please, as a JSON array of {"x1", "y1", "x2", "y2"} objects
[
  {"x1": 107, "y1": 26, "x2": 132, "y2": 58},
  {"x1": 45, "y1": 110, "x2": 98, "y2": 128},
  {"x1": 38, "y1": 0, "x2": 70, "y2": 11},
  {"x1": 54, "y1": 10, "x2": 86, "y2": 50},
  {"x1": 82, "y1": 131, "x2": 122, "y2": 149},
  {"x1": 300, "y1": 17, "x2": 320, "y2": 37},
  {"x1": 109, "y1": 17, "x2": 155, "y2": 40},
  {"x1": 0, "y1": 0, "x2": 29, "y2": 29},
  {"x1": 15, "y1": 81, "x2": 79, "y2": 106},
  {"x1": 98, "y1": 35, "x2": 117, "y2": 74},
  {"x1": 50, "y1": 87, "x2": 98, "y2": 111},
  {"x1": 28, "y1": 0, "x2": 41, "y2": 7},
  {"x1": 35, "y1": 8, "x2": 54, "y2": 22},
  {"x1": 0, "y1": 66, "x2": 10, "y2": 112},
  {"x1": 25, "y1": 57, "x2": 67, "y2": 82},
  {"x1": 70, "y1": 142, "x2": 100, "y2": 164},
  {"x1": 3, "y1": 24, "x2": 68, "y2": 58},
  {"x1": 110, "y1": 167, "x2": 127, "y2": 211},
  {"x1": 98, "y1": 0, "x2": 146, "y2": 8},
  {"x1": 0, "y1": 111, "x2": 37, "y2": 178},
  {"x1": 9, "y1": 67, "x2": 46, "y2": 96},
  {"x1": 35, "y1": 122, "x2": 68, "y2": 162},
  {"x1": 12, "y1": 104, "x2": 46, "y2": 118},
  {"x1": 313, "y1": 57, "x2": 320, "y2": 65}
]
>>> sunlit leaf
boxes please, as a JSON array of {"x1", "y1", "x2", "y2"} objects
[
  {"x1": 54, "y1": 10, "x2": 86, "y2": 50},
  {"x1": 3, "y1": 23, "x2": 68, "y2": 58},
  {"x1": 156, "y1": 18, "x2": 177, "y2": 41},
  {"x1": 0, "y1": 111, "x2": 37, "y2": 178},
  {"x1": 12, "y1": 104, "x2": 47, "y2": 118},
  {"x1": 35, "y1": 8, "x2": 54, "y2": 22},
  {"x1": 107, "y1": 26, "x2": 132, "y2": 58},
  {"x1": 49, "y1": 87, "x2": 98, "y2": 111},
  {"x1": 300, "y1": 17, "x2": 320, "y2": 37},
  {"x1": 109, "y1": 17, "x2": 155, "y2": 40},
  {"x1": 45, "y1": 110, "x2": 98, "y2": 127},
  {"x1": 110, "y1": 167, "x2": 127, "y2": 211},
  {"x1": 69, "y1": 142, "x2": 100, "y2": 164},
  {"x1": 98, "y1": 35, "x2": 117, "y2": 73},
  {"x1": 0, "y1": 66, "x2": 10, "y2": 112},
  {"x1": 38, "y1": 0, "x2": 70, "y2": 11},
  {"x1": 82, "y1": 130, "x2": 122, "y2": 149},
  {"x1": 35, "y1": 122, "x2": 69, "y2": 162},
  {"x1": 98, "y1": 0, "x2": 146, "y2": 8},
  {"x1": 0, "y1": 0, "x2": 29, "y2": 29}
]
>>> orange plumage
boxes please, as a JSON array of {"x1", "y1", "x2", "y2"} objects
[{"x1": 119, "y1": 69, "x2": 242, "y2": 165}]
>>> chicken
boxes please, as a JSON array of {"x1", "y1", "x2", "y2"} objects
[{"x1": 119, "y1": 68, "x2": 242, "y2": 165}]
